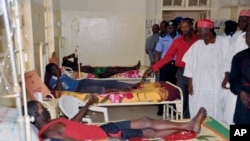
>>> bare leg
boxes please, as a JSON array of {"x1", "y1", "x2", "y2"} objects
[
  {"x1": 99, "y1": 61, "x2": 141, "y2": 78},
  {"x1": 131, "y1": 107, "x2": 207, "y2": 136},
  {"x1": 142, "y1": 129, "x2": 180, "y2": 138},
  {"x1": 79, "y1": 66, "x2": 96, "y2": 73},
  {"x1": 76, "y1": 61, "x2": 141, "y2": 78}
]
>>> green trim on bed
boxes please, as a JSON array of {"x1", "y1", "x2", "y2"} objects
[{"x1": 204, "y1": 116, "x2": 229, "y2": 140}]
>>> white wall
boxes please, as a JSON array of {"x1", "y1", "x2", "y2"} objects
[
  {"x1": 144, "y1": 0, "x2": 162, "y2": 66},
  {"x1": 60, "y1": 0, "x2": 146, "y2": 66}
]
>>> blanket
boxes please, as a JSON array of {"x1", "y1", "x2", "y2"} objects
[
  {"x1": 67, "y1": 66, "x2": 150, "y2": 79},
  {"x1": 59, "y1": 82, "x2": 181, "y2": 104}
]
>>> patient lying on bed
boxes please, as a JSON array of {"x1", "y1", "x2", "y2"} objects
[
  {"x1": 62, "y1": 53, "x2": 141, "y2": 78},
  {"x1": 45, "y1": 63, "x2": 143, "y2": 97},
  {"x1": 26, "y1": 95, "x2": 207, "y2": 141}
]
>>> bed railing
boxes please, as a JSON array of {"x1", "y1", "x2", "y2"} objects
[
  {"x1": 58, "y1": 36, "x2": 65, "y2": 66},
  {"x1": 39, "y1": 42, "x2": 49, "y2": 81},
  {"x1": 0, "y1": 0, "x2": 29, "y2": 141}
]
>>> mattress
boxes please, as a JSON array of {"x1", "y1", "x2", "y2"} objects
[
  {"x1": 0, "y1": 107, "x2": 39, "y2": 141},
  {"x1": 59, "y1": 82, "x2": 181, "y2": 104}
]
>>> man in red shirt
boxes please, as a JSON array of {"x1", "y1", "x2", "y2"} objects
[
  {"x1": 26, "y1": 95, "x2": 207, "y2": 141},
  {"x1": 143, "y1": 18, "x2": 198, "y2": 118}
]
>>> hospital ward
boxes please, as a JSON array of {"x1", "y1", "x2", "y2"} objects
[{"x1": 1, "y1": 0, "x2": 250, "y2": 140}]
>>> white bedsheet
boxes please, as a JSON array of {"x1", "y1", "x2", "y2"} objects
[{"x1": 0, "y1": 107, "x2": 39, "y2": 141}]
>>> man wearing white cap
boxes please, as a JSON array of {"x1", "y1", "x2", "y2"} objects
[
  {"x1": 223, "y1": 9, "x2": 250, "y2": 125},
  {"x1": 182, "y1": 19, "x2": 231, "y2": 121}
]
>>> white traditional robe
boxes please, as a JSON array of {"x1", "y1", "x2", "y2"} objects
[
  {"x1": 233, "y1": 32, "x2": 248, "y2": 54},
  {"x1": 231, "y1": 30, "x2": 243, "y2": 44},
  {"x1": 223, "y1": 31, "x2": 248, "y2": 125},
  {"x1": 182, "y1": 36, "x2": 230, "y2": 121}
]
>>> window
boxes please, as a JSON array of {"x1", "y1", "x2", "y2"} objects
[
  {"x1": 163, "y1": 0, "x2": 172, "y2": 6},
  {"x1": 163, "y1": 0, "x2": 183, "y2": 7},
  {"x1": 188, "y1": 0, "x2": 208, "y2": 6}
]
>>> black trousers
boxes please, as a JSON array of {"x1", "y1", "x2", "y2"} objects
[
  {"x1": 176, "y1": 67, "x2": 190, "y2": 118},
  {"x1": 157, "y1": 60, "x2": 177, "y2": 115},
  {"x1": 159, "y1": 60, "x2": 177, "y2": 83}
]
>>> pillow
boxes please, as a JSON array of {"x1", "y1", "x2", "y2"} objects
[
  {"x1": 159, "y1": 81, "x2": 181, "y2": 101},
  {"x1": 30, "y1": 124, "x2": 39, "y2": 141}
]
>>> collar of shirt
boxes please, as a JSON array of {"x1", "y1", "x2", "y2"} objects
[
  {"x1": 160, "y1": 32, "x2": 168, "y2": 37},
  {"x1": 179, "y1": 33, "x2": 198, "y2": 43},
  {"x1": 170, "y1": 31, "x2": 180, "y2": 39}
]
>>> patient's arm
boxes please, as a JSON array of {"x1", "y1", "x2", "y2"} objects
[
  {"x1": 71, "y1": 95, "x2": 98, "y2": 122},
  {"x1": 54, "y1": 75, "x2": 62, "y2": 91},
  {"x1": 43, "y1": 124, "x2": 77, "y2": 141}
]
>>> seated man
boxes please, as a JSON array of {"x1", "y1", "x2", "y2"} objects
[
  {"x1": 45, "y1": 63, "x2": 142, "y2": 96},
  {"x1": 26, "y1": 95, "x2": 207, "y2": 141},
  {"x1": 62, "y1": 53, "x2": 141, "y2": 78}
]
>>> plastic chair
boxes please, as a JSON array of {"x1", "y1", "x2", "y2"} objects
[
  {"x1": 39, "y1": 94, "x2": 60, "y2": 119},
  {"x1": 58, "y1": 95, "x2": 109, "y2": 123}
]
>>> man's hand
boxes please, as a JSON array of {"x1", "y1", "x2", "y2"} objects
[
  {"x1": 240, "y1": 91, "x2": 250, "y2": 108},
  {"x1": 143, "y1": 67, "x2": 153, "y2": 78},
  {"x1": 86, "y1": 95, "x2": 99, "y2": 106},
  {"x1": 134, "y1": 82, "x2": 144, "y2": 89},
  {"x1": 222, "y1": 72, "x2": 229, "y2": 89},
  {"x1": 188, "y1": 83, "x2": 193, "y2": 95},
  {"x1": 188, "y1": 78, "x2": 193, "y2": 95},
  {"x1": 71, "y1": 95, "x2": 99, "y2": 122}
]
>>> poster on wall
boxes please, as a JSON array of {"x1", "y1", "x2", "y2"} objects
[
  {"x1": 146, "y1": 19, "x2": 161, "y2": 36},
  {"x1": 146, "y1": 19, "x2": 161, "y2": 28}
]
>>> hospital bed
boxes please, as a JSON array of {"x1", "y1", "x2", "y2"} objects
[
  {"x1": 0, "y1": 107, "x2": 39, "y2": 141},
  {"x1": 0, "y1": 107, "x2": 229, "y2": 141},
  {"x1": 59, "y1": 81, "x2": 184, "y2": 120},
  {"x1": 0, "y1": 0, "x2": 37, "y2": 140},
  {"x1": 39, "y1": 39, "x2": 156, "y2": 84},
  {"x1": 63, "y1": 65, "x2": 156, "y2": 84}
]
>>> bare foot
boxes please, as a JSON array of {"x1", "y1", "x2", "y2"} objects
[
  {"x1": 191, "y1": 107, "x2": 207, "y2": 133},
  {"x1": 134, "y1": 60, "x2": 141, "y2": 70}
]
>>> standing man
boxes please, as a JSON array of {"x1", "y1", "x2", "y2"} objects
[
  {"x1": 155, "y1": 20, "x2": 180, "y2": 83},
  {"x1": 154, "y1": 20, "x2": 180, "y2": 115},
  {"x1": 174, "y1": 16, "x2": 183, "y2": 35},
  {"x1": 229, "y1": 25, "x2": 250, "y2": 124},
  {"x1": 143, "y1": 18, "x2": 198, "y2": 118},
  {"x1": 182, "y1": 19, "x2": 231, "y2": 121},
  {"x1": 222, "y1": 9, "x2": 250, "y2": 125},
  {"x1": 145, "y1": 24, "x2": 160, "y2": 66}
]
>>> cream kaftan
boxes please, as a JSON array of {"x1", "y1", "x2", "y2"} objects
[{"x1": 182, "y1": 36, "x2": 231, "y2": 121}]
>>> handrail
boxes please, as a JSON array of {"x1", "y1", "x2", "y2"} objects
[{"x1": 39, "y1": 42, "x2": 49, "y2": 81}]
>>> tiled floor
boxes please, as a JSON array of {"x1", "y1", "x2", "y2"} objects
[{"x1": 87, "y1": 105, "x2": 163, "y2": 123}]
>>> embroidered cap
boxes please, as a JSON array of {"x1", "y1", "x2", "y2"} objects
[
  {"x1": 239, "y1": 9, "x2": 250, "y2": 17},
  {"x1": 197, "y1": 19, "x2": 214, "y2": 29}
]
